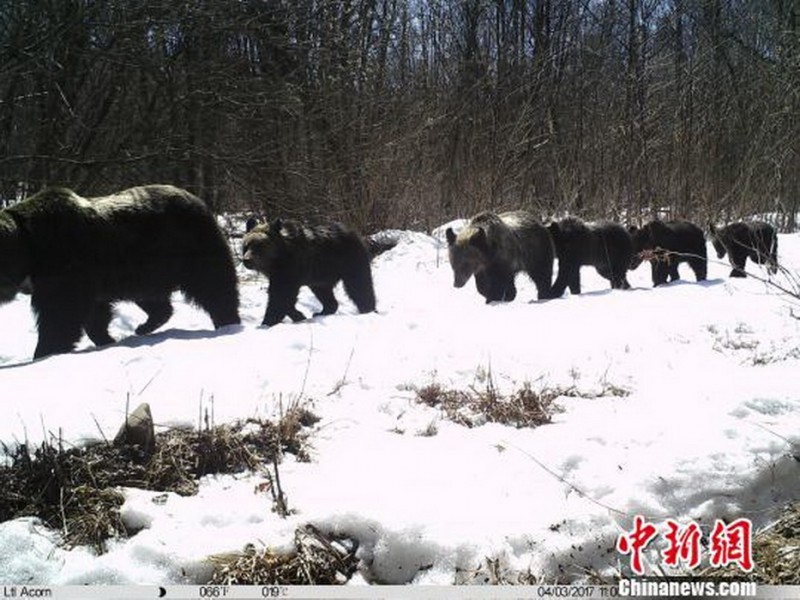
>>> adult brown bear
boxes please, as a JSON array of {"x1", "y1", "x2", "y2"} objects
[{"x1": 0, "y1": 185, "x2": 240, "y2": 359}]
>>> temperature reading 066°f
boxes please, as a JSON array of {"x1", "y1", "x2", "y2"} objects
[{"x1": 198, "y1": 586, "x2": 230, "y2": 598}]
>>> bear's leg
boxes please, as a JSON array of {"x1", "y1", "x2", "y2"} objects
[
  {"x1": 84, "y1": 301, "x2": 116, "y2": 347},
  {"x1": 690, "y1": 257, "x2": 707, "y2": 281},
  {"x1": 549, "y1": 266, "x2": 570, "y2": 298},
  {"x1": 181, "y1": 261, "x2": 241, "y2": 328},
  {"x1": 311, "y1": 286, "x2": 339, "y2": 315},
  {"x1": 651, "y1": 262, "x2": 668, "y2": 286},
  {"x1": 475, "y1": 271, "x2": 507, "y2": 302},
  {"x1": 769, "y1": 242, "x2": 779, "y2": 274},
  {"x1": 614, "y1": 267, "x2": 632, "y2": 289},
  {"x1": 767, "y1": 233, "x2": 779, "y2": 274},
  {"x1": 568, "y1": 269, "x2": 581, "y2": 295},
  {"x1": 288, "y1": 307, "x2": 307, "y2": 322},
  {"x1": 502, "y1": 278, "x2": 517, "y2": 301},
  {"x1": 480, "y1": 266, "x2": 517, "y2": 302},
  {"x1": 527, "y1": 262, "x2": 553, "y2": 300},
  {"x1": 262, "y1": 281, "x2": 301, "y2": 326},
  {"x1": 491, "y1": 272, "x2": 517, "y2": 302},
  {"x1": 531, "y1": 271, "x2": 553, "y2": 300},
  {"x1": 134, "y1": 298, "x2": 174, "y2": 335},
  {"x1": 342, "y1": 260, "x2": 377, "y2": 313},
  {"x1": 32, "y1": 291, "x2": 89, "y2": 359},
  {"x1": 598, "y1": 264, "x2": 619, "y2": 289},
  {"x1": 475, "y1": 271, "x2": 493, "y2": 302},
  {"x1": 668, "y1": 263, "x2": 681, "y2": 282},
  {"x1": 726, "y1": 248, "x2": 746, "y2": 277}
]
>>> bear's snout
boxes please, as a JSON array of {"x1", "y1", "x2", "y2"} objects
[{"x1": 453, "y1": 274, "x2": 469, "y2": 288}]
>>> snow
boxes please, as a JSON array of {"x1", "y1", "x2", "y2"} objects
[{"x1": 1, "y1": 225, "x2": 799, "y2": 585}]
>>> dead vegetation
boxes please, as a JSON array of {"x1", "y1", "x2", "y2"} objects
[
  {"x1": 416, "y1": 381, "x2": 558, "y2": 429},
  {"x1": 0, "y1": 406, "x2": 318, "y2": 553},
  {"x1": 699, "y1": 502, "x2": 800, "y2": 584},
  {"x1": 415, "y1": 379, "x2": 627, "y2": 430},
  {"x1": 209, "y1": 524, "x2": 358, "y2": 585}
]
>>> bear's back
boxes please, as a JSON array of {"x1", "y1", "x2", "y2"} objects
[
  {"x1": 12, "y1": 185, "x2": 226, "y2": 284},
  {"x1": 90, "y1": 185, "x2": 209, "y2": 220}
]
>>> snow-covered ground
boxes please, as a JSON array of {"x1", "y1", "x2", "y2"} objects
[{"x1": 1, "y1": 224, "x2": 799, "y2": 585}]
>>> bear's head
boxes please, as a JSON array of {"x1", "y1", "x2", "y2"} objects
[
  {"x1": 0, "y1": 212, "x2": 31, "y2": 304},
  {"x1": 708, "y1": 223, "x2": 727, "y2": 259},
  {"x1": 446, "y1": 225, "x2": 490, "y2": 288},
  {"x1": 548, "y1": 217, "x2": 591, "y2": 262},
  {"x1": 242, "y1": 219, "x2": 284, "y2": 275}
]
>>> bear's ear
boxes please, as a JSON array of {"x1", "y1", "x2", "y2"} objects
[
  {"x1": 268, "y1": 218, "x2": 283, "y2": 236},
  {"x1": 628, "y1": 225, "x2": 638, "y2": 234},
  {"x1": 445, "y1": 227, "x2": 456, "y2": 246},
  {"x1": 245, "y1": 216, "x2": 259, "y2": 233},
  {"x1": 469, "y1": 228, "x2": 489, "y2": 252}
]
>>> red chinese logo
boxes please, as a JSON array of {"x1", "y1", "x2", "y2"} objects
[
  {"x1": 709, "y1": 518, "x2": 754, "y2": 572},
  {"x1": 617, "y1": 515, "x2": 658, "y2": 575},
  {"x1": 617, "y1": 516, "x2": 753, "y2": 575},
  {"x1": 662, "y1": 519, "x2": 702, "y2": 569}
]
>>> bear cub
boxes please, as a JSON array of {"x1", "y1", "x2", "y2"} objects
[
  {"x1": 242, "y1": 218, "x2": 376, "y2": 326},
  {"x1": 548, "y1": 217, "x2": 632, "y2": 296},
  {"x1": 629, "y1": 220, "x2": 707, "y2": 286},
  {"x1": 445, "y1": 210, "x2": 554, "y2": 302},
  {"x1": 709, "y1": 221, "x2": 778, "y2": 278}
]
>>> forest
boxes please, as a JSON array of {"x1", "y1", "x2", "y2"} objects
[{"x1": 0, "y1": 0, "x2": 798, "y2": 231}]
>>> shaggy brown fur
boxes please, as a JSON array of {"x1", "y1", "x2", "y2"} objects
[
  {"x1": 548, "y1": 217, "x2": 633, "y2": 296},
  {"x1": 0, "y1": 185, "x2": 240, "y2": 358},
  {"x1": 242, "y1": 219, "x2": 376, "y2": 326},
  {"x1": 709, "y1": 221, "x2": 778, "y2": 277},
  {"x1": 445, "y1": 211, "x2": 554, "y2": 302},
  {"x1": 629, "y1": 220, "x2": 707, "y2": 286}
]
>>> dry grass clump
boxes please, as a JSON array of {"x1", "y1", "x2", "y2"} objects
[
  {"x1": 699, "y1": 503, "x2": 800, "y2": 584},
  {"x1": 416, "y1": 381, "x2": 562, "y2": 429},
  {"x1": 0, "y1": 440, "x2": 145, "y2": 552},
  {"x1": 146, "y1": 412, "x2": 316, "y2": 496},
  {"x1": 0, "y1": 407, "x2": 318, "y2": 553},
  {"x1": 209, "y1": 524, "x2": 358, "y2": 584}
]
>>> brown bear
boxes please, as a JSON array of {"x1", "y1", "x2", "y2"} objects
[
  {"x1": 709, "y1": 221, "x2": 778, "y2": 277},
  {"x1": 628, "y1": 220, "x2": 707, "y2": 286},
  {"x1": 445, "y1": 211, "x2": 554, "y2": 302},
  {"x1": 242, "y1": 218, "x2": 376, "y2": 326},
  {"x1": 548, "y1": 217, "x2": 633, "y2": 296},
  {"x1": 0, "y1": 185, "x2": 240, "y2": 359}
]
